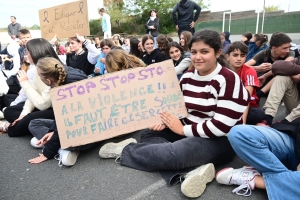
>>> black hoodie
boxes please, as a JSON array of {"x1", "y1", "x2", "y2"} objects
[
  {"x1": 142, "y1": 48, "x2": 165, "y2": 65},
  {"x1": 172, "y1": 0, "x2": 201, "y2": 26}
]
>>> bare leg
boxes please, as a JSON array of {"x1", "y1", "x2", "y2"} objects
[
  {"x1": 254, "y1": 176, "x2": 266, "y2": 189},
  {"x1": 261, "y1": 78, "x2": 274, "y2": 93}
]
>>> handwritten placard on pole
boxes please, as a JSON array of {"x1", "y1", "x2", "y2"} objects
[
  {"x1": 39, "y1": 0, "x2": 90, "y2": 39},
  {"x1": 50, "y1": 60, "x2": 188, "y2": 149}
]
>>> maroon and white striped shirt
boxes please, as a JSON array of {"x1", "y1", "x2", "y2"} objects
[{"x1": 180, "y1": 64, "x2": 250, "y2": 138}]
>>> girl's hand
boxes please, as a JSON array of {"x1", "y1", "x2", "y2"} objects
[
  {"x1": 94, "y1": 68, "x2": 100, "y2": 73},
  {"x1": 100, "y1": 58, "x2": 105, "y2": 64},
  {"x1": 12, "y1": 115, "x2": 25, "y2": 126},
  {"x1": 37, "y1": 132, "x2": 54, "y2": 145},
  {"x1": 160, "y1": 112, "x2": 184, "y2": 136},
  {"x1": 17, "y1": 70, "x2": 29, "y2": 82},
  {"x1": 50, "y1": 34, "x2": 57, "y2": 45},
  {"x1": 76, "y1": 33, "x2": 85, "y2": 42},
  {"x1": 28, "y1": 153, "x2": 48, "y2": 164},
  {"x1": 149, "y1": 123, "x2": 166, "y2": 131},
  {"x1": 297, "y1": 164, "x2": 300, "y2": 171}
]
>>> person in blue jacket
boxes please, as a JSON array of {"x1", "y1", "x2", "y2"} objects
[{"x1": 246, "y1": 33, "x2": 268, "y2": 62}]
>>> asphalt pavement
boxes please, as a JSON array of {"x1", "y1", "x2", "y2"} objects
[{"x1": 0, "y1": 97, "x2": 286, "y2": 200}]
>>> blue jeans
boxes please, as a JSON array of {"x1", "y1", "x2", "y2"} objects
[
  {"x1": 153, "y1": 37, "x2": 157, "y2": 49},
  {"x1": 228, "y1": 125, "x2": 300, "y2": 200},
  {"x1": 120, "y1": 128, "x2": 235, "y2": 186},
  {"x1": 29, "y1": 119, "x2": 101, "y2": 151}
]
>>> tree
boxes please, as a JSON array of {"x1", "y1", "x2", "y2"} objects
[
  {"x1": 264, "y1": 5, "x2": 280, "y2": 12},
  {"x1": 89, "y1": 19, "x2": 102, "y2": 35},
  {"x1": 123, "y1": 0, "x2": 210, "y2": 34},
  {"x1": 30, "y1": 24, "x2": 40, "y2": 30}
]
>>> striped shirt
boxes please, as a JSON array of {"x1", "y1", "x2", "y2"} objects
[{"x1": 180, "y1": 63, "x2": 250, "y2": 138}]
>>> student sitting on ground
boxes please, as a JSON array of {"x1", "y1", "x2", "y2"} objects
[
  {"x1": 245, "y1": 32, "x2": 294, "y2": 98},
  {"x1": 216, "y1": 120, "x2": 300, "y2": 198},
  {"x1": 98, "y1": 29, "x2": 250, "y2": 198},
  {"x1": 66, "y1": 34, "x2": 100, "y2": 75},
  {"x1": 94, "y1": 39, "x2": 115, "y2": 76},
  {"x1": 142, "y1": 34, "x2": 165, "y2": 65},
  {"x1": 241, "y1": 31, "x2": 252, "y2": 46},
  {"x1": 156, "y1": 34, "x2": 170, "y2": 59},
  {"x1": 122, "y1": 37, "x2": 130, "y2": 53},
  {"x1": 129, "y1": 37, "x2": 144, "y2": 59},
  {"x1": 168, "y1": 41, "x2": 191, "y2": 80},
  {"x1": 179, "y1": 31, "x2": 192, "y2": 54},
  {"x1": 220, "y1": 32, "x2": 230, "y2": 54},
  {"x1": 28, "y1": 49, "x2": 145, "y2": 166},
  {"x1": 246, "y1": 33, "x2": 268, "y2": 62},
  {"x1": 263, "y1": 56, "x2": 300, "y2": 125},
  {"x1": 27, "y1": 57, "x2": 87, "y2": 165},
  {"x1": 225, "y1": 41, "x2": 265, "y2": 125},
  {"x1": 0, "y1": 39, "x2": 59, "y2": 136}
]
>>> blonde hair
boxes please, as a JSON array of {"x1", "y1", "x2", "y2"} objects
[
  {"x1": 36, "y1": 57, "x2": 66, "y2": 86},
  {"x1": 105, "y1": 49, "x2": 145, "y2": 73}
]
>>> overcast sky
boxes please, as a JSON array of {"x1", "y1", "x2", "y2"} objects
[{"x1": 0, "y1": 0, "x2": 299, "y2": 28}]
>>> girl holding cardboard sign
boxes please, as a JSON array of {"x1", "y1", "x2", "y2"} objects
[
  {"x1": 28, "y1": 57, "x2": 87, "y2": 165},
  {"x1": 28, "y1": 49, "x2": 145, "y2": 166},
  {"x1": 99, "y1": 29, "x2": 250, "y2": 198}
]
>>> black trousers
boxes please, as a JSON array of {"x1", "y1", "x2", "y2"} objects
[
  {"x1": 0, "y1": 94, "x2": 18, "y2": 110},
  {"x1": 120, "y1": 128, "x2": 235, "y2": 186},
  {"x1": 177, "y1": 24, "x2": 195, "y2": 38},
  {"x1": 4, "y1": 103, "x2": 55, "y2": 137}
]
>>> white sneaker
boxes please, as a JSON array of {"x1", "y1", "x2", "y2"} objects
[
  {"x1": 30, "y1": 137, "x2": 44, "y2": 148},
  {"x1": 181, "y1": 163, "x2": 215, "y2": 198},
  {"x1": 0, "y1": 111, "x2": 4, "y2": 119},
  {"x1": 216, "y1": 166, "x2": 261, "y2": 196},
  {"x1": 55, "y1": 149, "x2": 79, "y2": 167},
  {"x1": 99, "y1": 138, "x2": 137, "y2": 159}
]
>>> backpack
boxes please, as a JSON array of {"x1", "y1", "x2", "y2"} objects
[
  {"x1": 1, "y1": 70, "x2": 21, "y2": 94},
  {"x1": 4, "y1": 60, "x2": 14, "y2": 70}
]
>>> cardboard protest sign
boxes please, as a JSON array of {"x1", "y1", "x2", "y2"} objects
[
  {"x1": 39, "y1": 0, "x2": 90, "y2": 39},
  {"x1": 50, "y1": 60, "x2": 188, "y2": 148}
]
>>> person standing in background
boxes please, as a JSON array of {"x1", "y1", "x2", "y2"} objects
[
  {"x1": 8, "y1": 16, "x2": 21, "y2": 40},
  {"x1": 145, "y1": 9, "x2": 159, "y2": 48},
  {"x1": 172, "y1": 0, "x2": 201, "y2": 38},
  {"x1": 99, "y1": 8, "x2": 112, "y2": 39}
]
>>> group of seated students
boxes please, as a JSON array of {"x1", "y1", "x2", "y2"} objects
[{"x1": 0, "y1": 28, "x2": 299, "y2": 199}]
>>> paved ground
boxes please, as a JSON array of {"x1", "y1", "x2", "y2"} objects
[{"x1": 0, "y1": 97, "x2": 286, "y2": 200}]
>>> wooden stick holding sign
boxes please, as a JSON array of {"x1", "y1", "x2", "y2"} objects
[
  {"x1": 50, "y1": 60, "x2": 188, "y2": 149},
  {"x1": 39, "y1": 0, "x2": 90, "y2": 39}
]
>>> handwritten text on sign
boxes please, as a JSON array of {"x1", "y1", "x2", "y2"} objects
[
  {"x1": 50, "y1": 60, "x2": 188, "y2": 148},
  {"x1": 39, "y1": 0, "x2": 89, "y2": 39}
]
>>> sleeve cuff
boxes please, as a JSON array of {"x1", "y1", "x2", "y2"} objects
[{"x1": 183, "y1": 125, "x2": 194, "y2": 137}]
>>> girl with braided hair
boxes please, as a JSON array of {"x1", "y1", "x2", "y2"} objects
[{"x1": 28, "y1": 57, "x2": 87, "y2": 165}]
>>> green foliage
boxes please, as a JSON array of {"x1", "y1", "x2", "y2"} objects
[
  {"x1": 264, "y1": 5, "x2": 280, "y2": 12},
  {"x1": 30, "y1": 24, "x2": 40, "y2": 30},
  {"x1": 89, "y1": 19, "x2": 102, "y2": 35},
  {"x1": 95, "y1": 0, "x2": 210, "y2": 35}
]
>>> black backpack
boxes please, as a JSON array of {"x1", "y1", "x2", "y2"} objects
[{"x1": 1, "y1": 70, "x2": 21, "y2": 94}]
